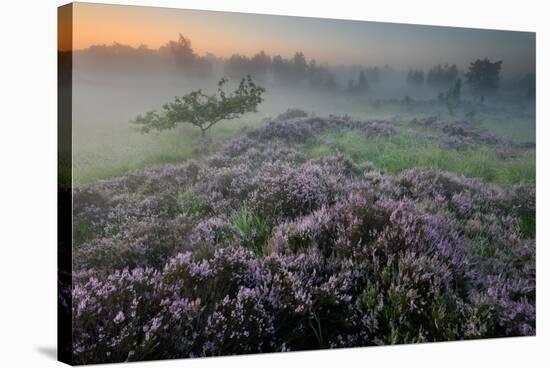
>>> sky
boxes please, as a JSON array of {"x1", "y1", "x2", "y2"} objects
[{"x1": 68, "y1": 2, "x2": 536, "y2": 76}]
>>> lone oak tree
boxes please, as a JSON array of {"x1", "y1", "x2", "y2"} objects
[{"x1": 132, "y1": 75, "x2": 265, "y2": 136}]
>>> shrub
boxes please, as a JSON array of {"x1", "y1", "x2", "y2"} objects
[
  {"x1": 250, "y1": 161, "x2": 335, "y2": 220},
  {"x1": 274, "y1": 108, "x2": 308, "y2": 121},
  {"x1": 71, "y1": 115, "x2": 535, "y2": 363}
]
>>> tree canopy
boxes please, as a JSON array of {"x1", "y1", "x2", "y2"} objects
[
  {"x1": 347, "y1": 70, "x2": 368, "y2": 94},
  {"x1": 427, "y1": 64, "x2": 459, "y2": 86},
  {"x1": 465, "y1": 58, "x2": 503, "y2": 98},
  {"x1": 131, "y1": 75, "x2": 265, "y2": 136},
  {"x1": 407, "y1": 69, "x2": 425, "y2": 86}
]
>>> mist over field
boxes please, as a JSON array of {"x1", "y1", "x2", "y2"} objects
[
  {"x1": 70, "y1": 35, "x2": 535, "y2": 184},
  {"x1": 62, "y1": 5, "x2": 536, "y2": 363}
]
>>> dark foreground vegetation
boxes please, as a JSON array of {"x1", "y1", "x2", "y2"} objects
[{"x1": 70, "y1": 111, "x2": 535, "y2": 364}]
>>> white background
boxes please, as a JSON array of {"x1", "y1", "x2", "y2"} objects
[{"x1": 0, "y1": 0, "x2": 547, "y2": 366}]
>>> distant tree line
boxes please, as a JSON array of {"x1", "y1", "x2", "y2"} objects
[
  {"x1": 158, "y1": 34, "x2": 213, "y2": 78},
  {"x1": 76, "y1": 34, "x2": 394, "y2": 94},
  {"x1": 77, "y1": 34, "x2": 214, "y2": 77},
  {"x1": 224, "y1": 50, "x2": 337, "y2": 90},
  {"x1": 427, "y1": 64, "x2": 459, "y2": 86},
  {"x1": 76, "y1": 34, "x2": 534, "y2": 100},
  {"x1": 407, "y1": 65, "x2": 460, "y2": 87},
  {"x1": 364, "y1": 67, "x2": 382, "y2": 84},
  {"x1": 407, "y1": 69, "x2": 425, "y2": 85},
  {"x1": 405, "y1": 59, "x2": 532, "y2": 103},
  {"x1": 347, "y1": 70, "x2": 368, "y2": 94}
]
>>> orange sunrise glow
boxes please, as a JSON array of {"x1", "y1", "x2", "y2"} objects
[{"x1": 66, "y1": 2, "x2": 535, "y2": 74}]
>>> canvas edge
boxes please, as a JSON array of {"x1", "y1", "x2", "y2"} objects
[{"x1": 58, "y1": 2, "x2": 74, "y2": 366}]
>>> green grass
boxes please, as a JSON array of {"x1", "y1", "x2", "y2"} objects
[
  {"x1": 310, "y1": 131, "x2": 535, "y2": 186},
  {"x1": 310, "y1": 144, "x2": 333, "y2": 158},
  {"x1": 176, "y1": 189, "x2": 210, "y2": 217},
  {"x1": 478, "y1": 115, "x2": 535, "y2": 143},
  {"x1": 72, "y1": 81, "x2": 535, "y2": 186},
  {"x1": 73, "y1": 119, "x2": 251, "y2": 185},
  {"x1": 230, "y1": 207, "x2": 273, "y2": 255}
]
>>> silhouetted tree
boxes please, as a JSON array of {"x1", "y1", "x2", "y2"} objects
[
  {"x1": 427, "y1": 64, "x2": 459, "y2": 86},
  {"x1": 348, "y1": 70, "x2": 368, "y2": 94},
  {"x1": 358, "y1": 71, "x2": 368, "y2": 89},
  {"x1": 307, "y1": 59, "x2": 338, "y2": 90},
  {"x1": 407, "y1": 69, "x2": 425, "y2": 85},
  {"x1": 465, "y1": 58, "x2": 503, "y2": 100},
  {"x1": 131, "y1": 76, "x2": 265, "y2": 137},
  {"x1": 225, "y1": 54, "x2": 250, "y2": 80},
  {"x1": 250, "y1": 50, "x2": 271, "y2": 80},
  {"x1": 289, "y1": 52, "x2": 308, "y2": 84},
  {"x1": 364, "y1": 67, "x2": 381, "y2": 84},
  {"x1": 225, "y1": 51, "x2": 272, "y2": 81},
  {"x1": 443, "y1": 78, "x2": 462, "y2": 116},
  {"x1": 160, "y1": 34, "x2": 195, "y2": 66},
  {"x1": 159, "y1": 34, "x2": 212, "y2": 78},
  {"x1": 520, "y1": 73, "x2": 535, "y2": 98},
  {"x1": 225, "y1": 50, "x2": 339, "y2": 89}
]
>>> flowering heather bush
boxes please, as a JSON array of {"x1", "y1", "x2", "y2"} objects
[
  {"x1": 274, "y1": 108, "x2": 308, "y2": 121},
  {"x1": 250, "y1": 160, "x2": 337, "y2": 220},
  {"x1": 74, "y1": 215, "x2": 194, "y2": 270},
  {"x1": 188, "y1": 217, "x2": 239, "y2": 247},
  {"x1": 410, "y1": 117, "x2": 532, "y2": 152},
  {"x1": 71, "y1": 113, "x2": 535, "y2": 364},
  {"x1": 247, "y1": 115, "x2": 397, "y2": 145}
]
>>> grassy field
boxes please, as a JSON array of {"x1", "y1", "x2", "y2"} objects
[
  {"x1": 72, "y1": 77, "x2": 535, "y2": 186},
  {"x1": 309, "y1": 129, "x2": 535, "y2": 186}
]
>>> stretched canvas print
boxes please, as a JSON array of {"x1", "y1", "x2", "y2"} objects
[{"x1": 58, "y1": 2, "x2": 536, "y2": 365}]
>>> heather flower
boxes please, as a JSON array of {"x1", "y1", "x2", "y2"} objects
[
  {"x1": 69, "y1": 113, "x2": 535, "y2": 364},
  {"x1": 113, "y1": 311, "x2": 125, "y2": 324}
]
